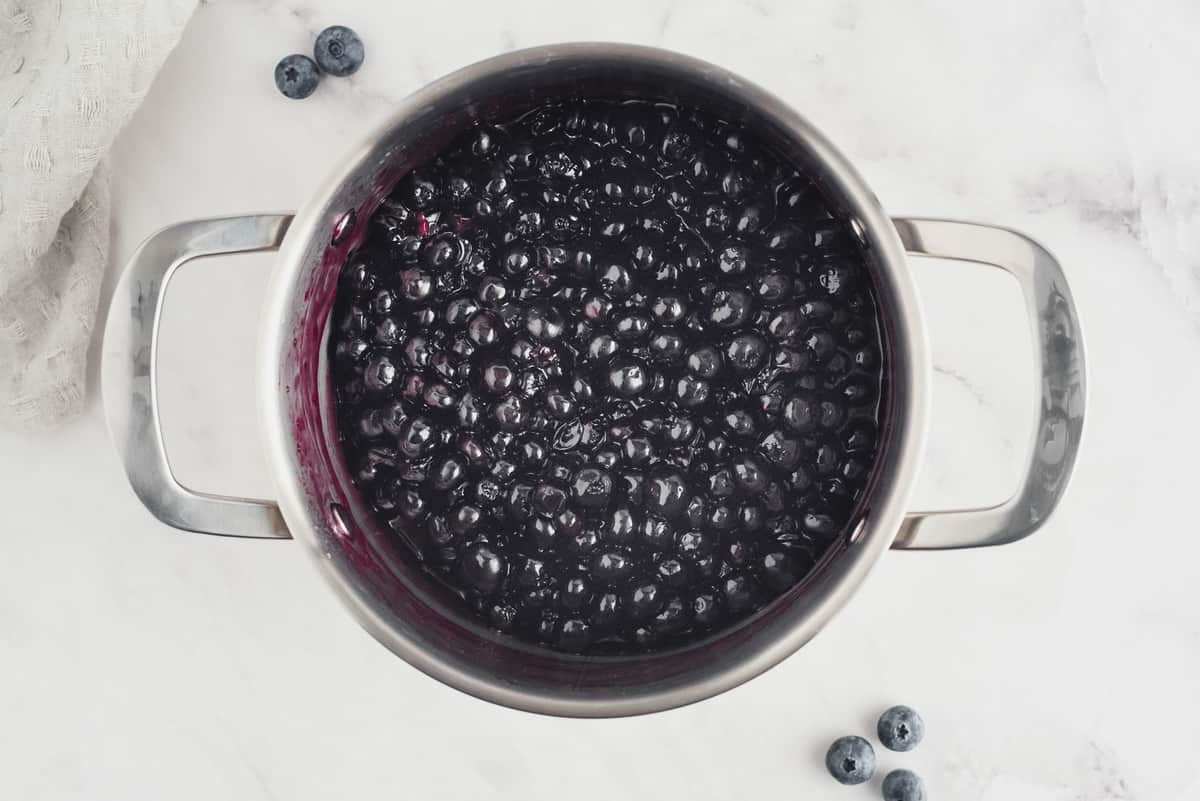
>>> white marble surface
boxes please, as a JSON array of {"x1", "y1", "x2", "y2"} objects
[{"x1": 2, "y1": 0, "x2": 1198, "y2": 798}]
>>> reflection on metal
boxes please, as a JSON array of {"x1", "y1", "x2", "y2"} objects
[
  {"x1": 892, "y1": 218, "x2": 1086, "y2": 550},
  {"x1": 102, "y1": 214, "x2": 295, "y2": 539}
]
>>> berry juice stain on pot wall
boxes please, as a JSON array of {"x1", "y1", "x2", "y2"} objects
[{"x1": 327, "y1": 98, "x2": 885, "y2": 655}]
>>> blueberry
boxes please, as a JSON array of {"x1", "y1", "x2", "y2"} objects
[
  {"x1": 445, "y1": 297, "x2": 479, "y2": 326},
  {"x1": 605, "y1": 506, "x2": 637, "y2": 543},
  {"x1": 756, "y1": 271, "x2": 792, "y2": 304},
  {"x1": 881, "y1": 770, "x2": 926, "y2": 801},
  {"x1": 707, "y1": 504, "x2": 735, "y2": 532},
  {"x1": 717, "y1": 241, "x2": 751, "y2": 275},
  {"x1": 460, "y1": 543, "x2": 506, "y2": 594},
  {"x1": 784, "y1": 392, "x2": 818, "y2": 433},
  {"x1": 274, "y1": 54, "x2": 319, "y2": 99},
  {"x1": 623, "y1": 436, "x2": 653, "y2": 464},
  {"x1": 651, "y1": 294, "x2": 687, "y2": 322},
  {"x1": 397, "y1": 418, "x2": 435, "y2": 458},
  {"x1": 362, "y1": 354, "x2": 396, "y2": 391},
  {"x1": 706, "y1": 288, "x2": 754, "y2": 329},
  {"x1": 663, "y1": 416, "x2": 696, "y2": 445},
  {"x1": 588, "y1": 333, "x2": 620, "y2": 361},
  {"x1": 402, "y1": 335, "x2": 432, "y2": 368},
  {"x1": 595, "y1": 262, "x2": 634, "y2": 295},
  {"x1": 448, "y1": 504, "x2": 482, "y2": 536},
  {"x1": 708, "y1": 468, "x2": 736, "y2": 498},
  {"x1": 607, "y1": 359, "x2": 649, "y2": 397},
  {"x1": 649, "y1": 329, "x2": 686, "y2": 363},
  {"x1": 591, "y1": 591, "x2": 621, "y2": 626},
  {"x1": 572, "y1": 467, "x2": 613, "y2": 509},
  {"x1": 825, "y1": 736, "x2": 875, "y2": 785},
  {"x1": 877, "y1": 705, "x2": 925, "y2": 752},
  {"x1": 591, "y1": 550, "x2": 633, "y2": 584},
  {"x1": 594, "y1": 446, "x2": 621, "y2": 470},
  {"x1": 423, "y1": 234, "x2": 467, "y2": 269},
  {"x1": 520, "y1": 437, "x2": 549, "y2": 468},
  {"x1": 480, "y1": 360, "x2": 516, "y2": 394},
  {"x1": 492, "y1": 395, "x2": 527, "y2": 430},
  {"x1": 674, "y1": 375, "x2": 710, "y2": 408},
  {"x1": 645, "y1": 471, "x2": 689, "y2": 517},
  {"x1": 760, "y1": 551, "x2": 801, "y2": 591},
  {"x1": 526, "y1": 516, "x2": 559, "y2": 550},
  {"x1": 641, "y1": 517, "x2": 673, "y2": 550},
  {"x1": 556, "y1": 619, "x2": 592, "y2": 652},
  {"x1": 526, "y1": 302, "x2": 565, "y2": 340},
  {"x1": 560, "y1": 574, "x2": 592, "y2": 612},
  {"x1": 583, "y1": 294, "x2": 613, "y2": 321},
  {"x1": 617, "y1": 577, "x2": 658, "y2": 618},
  {"x1": 651, "y1": 595, "x2": 687, "y2": 633},
  {"x1": 759, "y1": 429, "x2": 801, "y2": 468},
  {"x1": 689, "y1": 592, "x2": 719, "y2": 626},
  {"x1": 686, "y1": 345, "x2": 723, "y2": 378},
  {"x1": 614, "y1": 314, "x2": 650, "y2": 341},
  {"x1": 430, "y1": 457, "x2": 467, "y2": 491},
  {"x1": 467, "y1": 311, "x2": 502, "y2": 347},
  {"x1": 313, "y1": 26, "x2": 365, "y2": 77},
  {"x1": 489, "y1": 604, "x2": 517, "y2": 631},
  {"x1": 678, "y1": 529, "x2": 715, "y2": 558},
  {"x1": 732, "y1": 456, "x2": 768, "y2": 493},
  {"x1": 532, "y1": 482, "x2": 567, "y2": 517},
  {"x1": 721, "y1": 573, "x2": 758, "y2": 612},
  {"x1": 545, "y1": 388, "x2": 576, "y2": 418},
  {"x1": 726, "y1": 333, "x2": 768, "y2": 373},
  {"x1": 555, "y1": 507, "x2": 583, "y2": 537}
]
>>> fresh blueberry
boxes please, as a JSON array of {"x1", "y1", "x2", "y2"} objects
[
  {"x1": 881, "y1": 770, "x2": 926, "y2": 801},
  {"x1": 877, "y1": 705, "x2": 925, "y2": 752},
  {"x1": 825, "y1": 735, "x2": 875, "y2": 785},
  {"x1": 274, "y1": 54, "x2": 319, "y2": 99},
  {"x1": 313, "y1": 25, "x2": 365, "y2": 77}
]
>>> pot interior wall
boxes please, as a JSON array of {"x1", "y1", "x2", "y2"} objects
[{"x1": 275, "y1": 49, "x2": 903, "y2": 709}]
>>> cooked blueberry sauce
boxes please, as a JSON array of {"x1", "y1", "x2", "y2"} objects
[{"x1": 329, "y1": 99, "x2": 884, "y2": 654}]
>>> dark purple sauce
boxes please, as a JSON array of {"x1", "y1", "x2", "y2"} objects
[{"x1": 328, "y1": 99, "x2": 884, "y2": 654}]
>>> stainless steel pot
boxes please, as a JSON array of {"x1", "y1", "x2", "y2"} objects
[{"x1": 102, "y1": 43, "x2": 1085, "y2": 717}]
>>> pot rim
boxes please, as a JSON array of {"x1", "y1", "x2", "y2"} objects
[{"x1": 258, "y1": 42, "x2": 930, "y2": 717}]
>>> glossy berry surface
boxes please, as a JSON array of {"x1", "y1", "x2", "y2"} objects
[
  {"x1": 329, "y1": 98, "x2": 885, "y2": 654},
  {"x1": 825, "y1": 735, "x2": 876, "y2": 785},
  {"x1": 313, "y1": 25, "x2": 364, "y2": 77},
  {"x1": 877, "y1": 704, "x2": 925, "y2": 752},
  {"x1": 274, "y1": 54, "x2": 320, "y2": 99},
  {"x1": 881, "y1": 769, "x2": 926, "y2": 801}
]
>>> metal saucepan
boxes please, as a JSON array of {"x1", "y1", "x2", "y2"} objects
[{"x1": 102, "y1": 43, "x2": 1085, "y2": 717}]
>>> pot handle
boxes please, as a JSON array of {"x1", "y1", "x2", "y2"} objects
[
  {"x1": 102, "y1": 214, "x2": 296, "y2": 539},
  {"x1": 890, "y1": 218, "x2": 1085, "y2": 549}
]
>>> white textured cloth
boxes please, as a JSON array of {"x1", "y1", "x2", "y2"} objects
[{"x1": 0, "y1": 0, "x2": 194, "y2": 428}]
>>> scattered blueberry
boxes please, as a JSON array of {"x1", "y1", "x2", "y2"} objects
[
  {"x1": 313, "y1": 25, "x2": 365, "y2": 77},
  {"x1": 881, "y1": 769, "x2": 926, "y2": 801},
  {"x1": 274, "y1": 54, "x2": 319, "y2": 99},
  {"x1": 877, "y1": 705, "x2": 925, "y2": 752},
  {"x1": 329, "y1": 98, "x2": 884, "y2": 654},
  {"x1": 825, "y1": 735, "x2": 876, "y2": 785}
]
